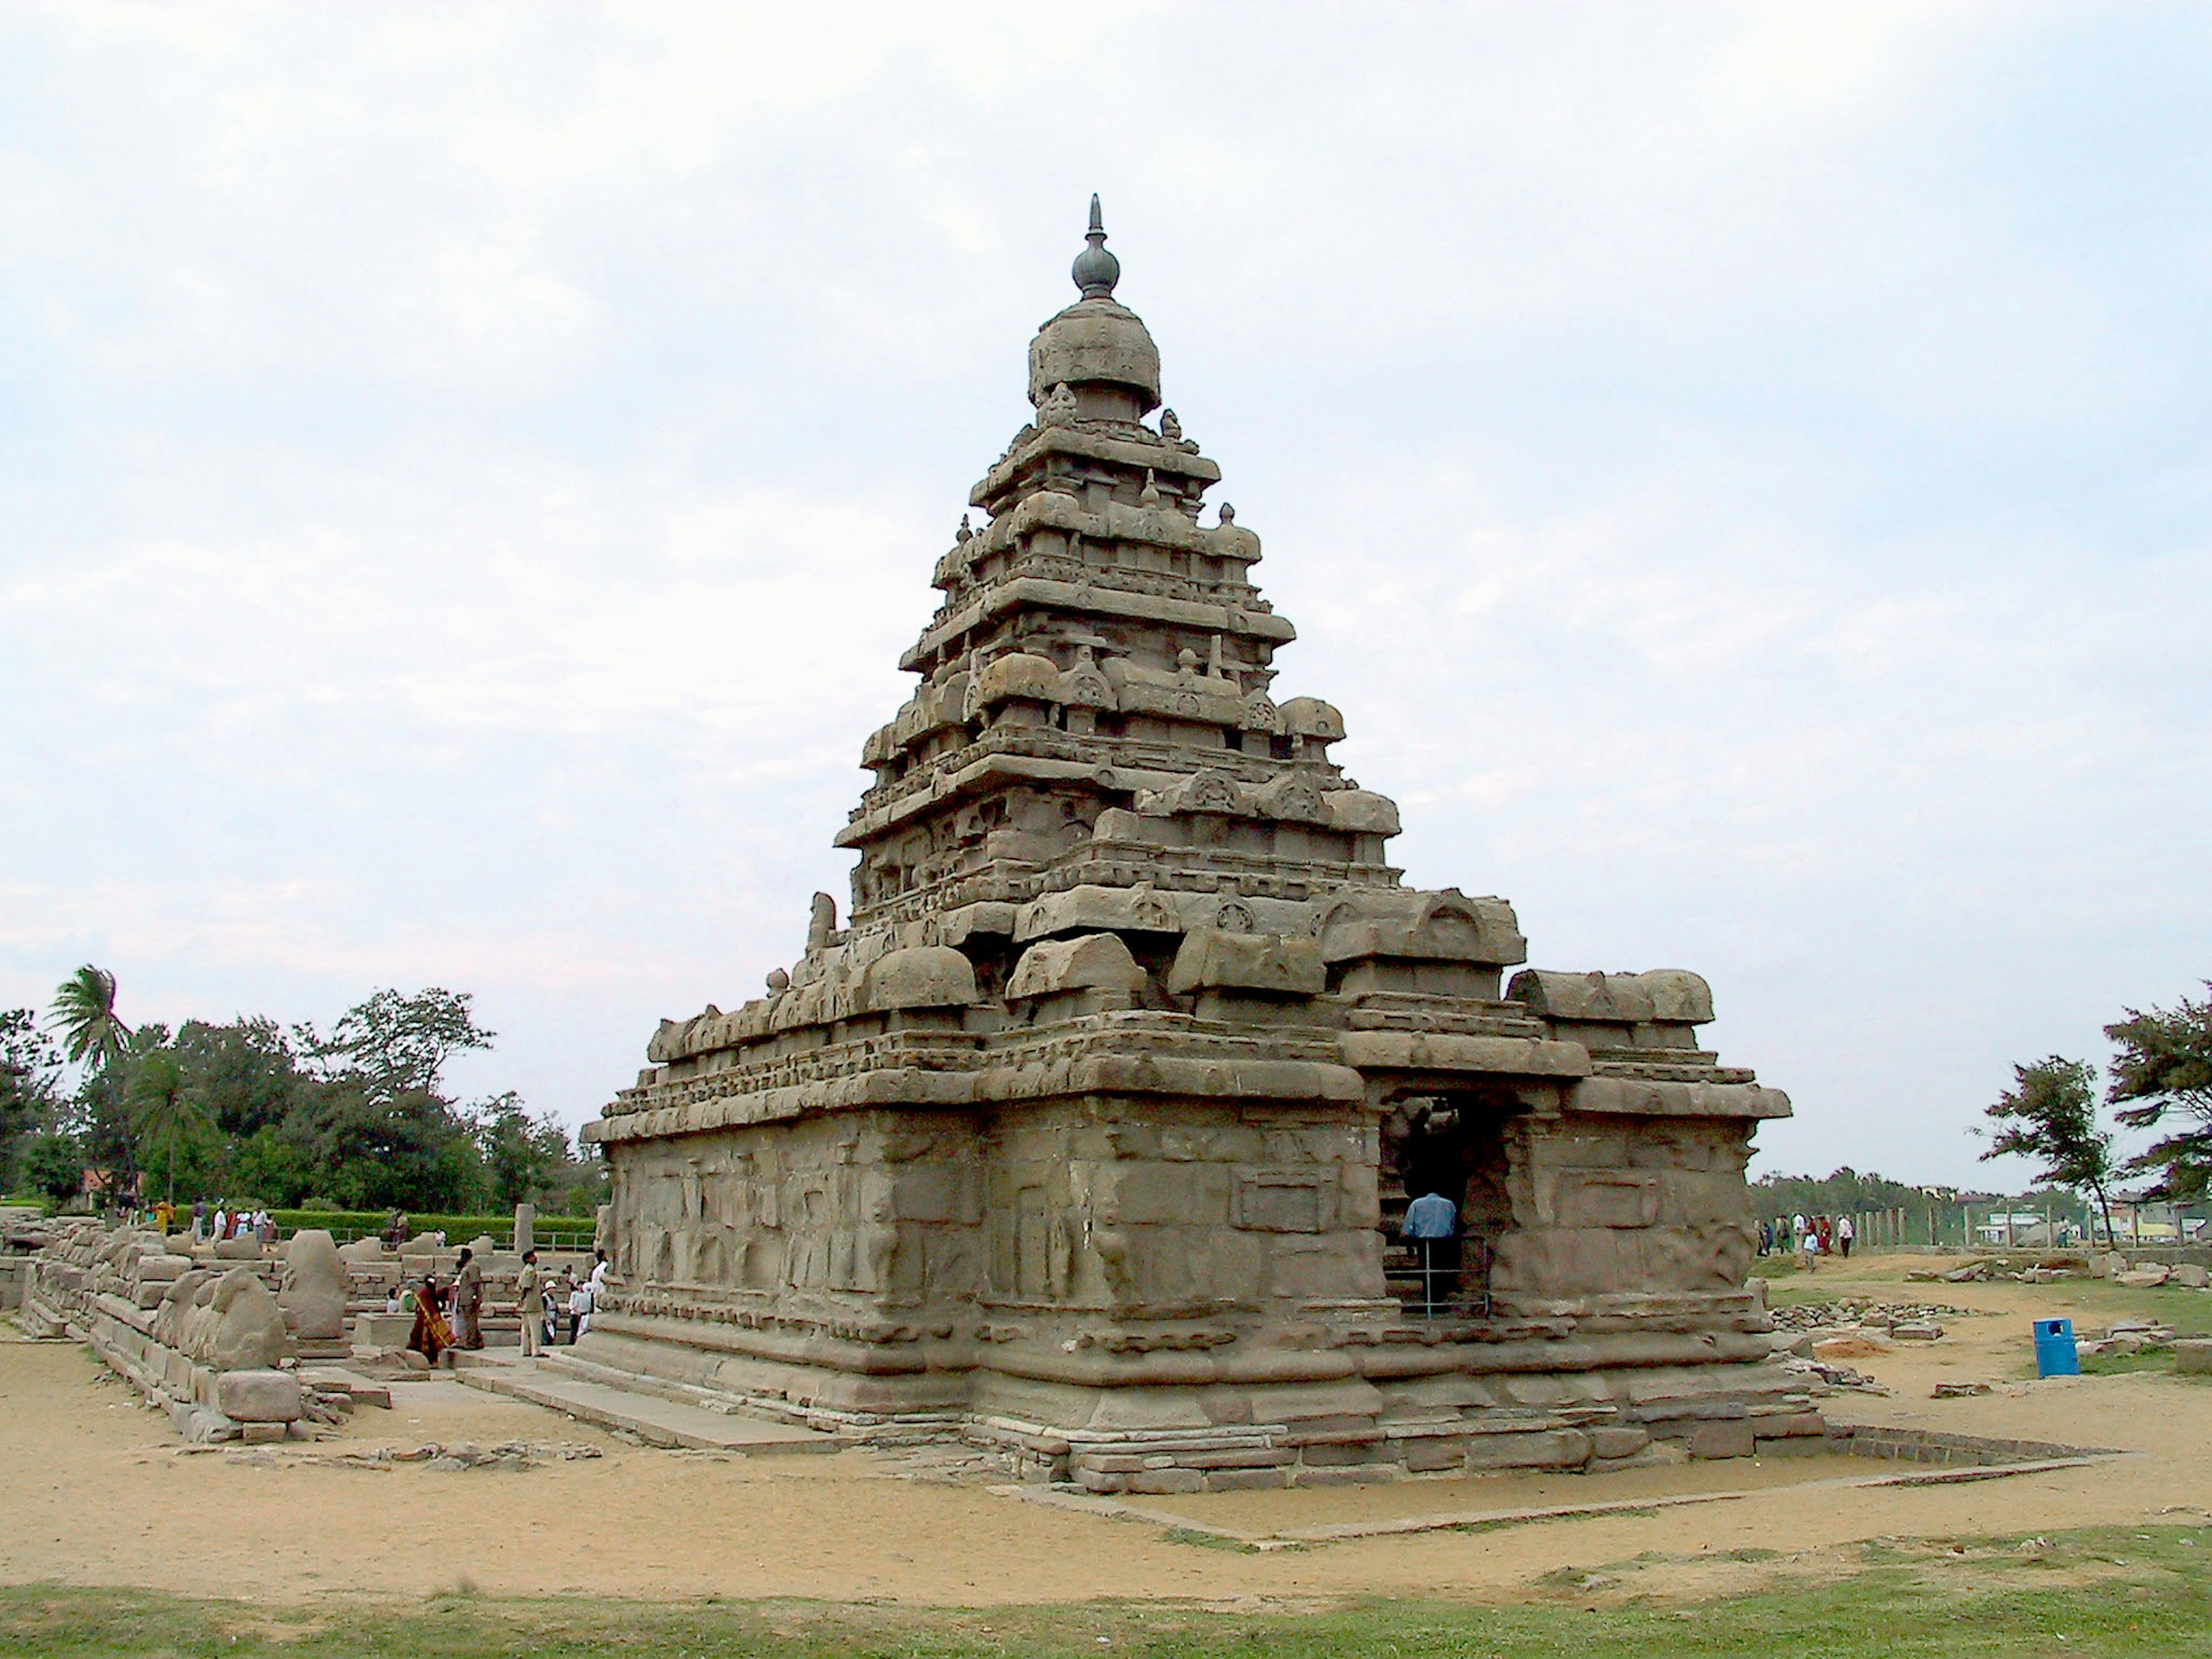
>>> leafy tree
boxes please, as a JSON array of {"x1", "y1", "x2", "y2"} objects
[
  {"x1": 471, "y1": 1092, "x2": 577, "y2": 1210},
  {"x1": 2108, "y1": 982, "x2": 2212, "y2": 1199},
  {"x1": 172, "y1": 1017, "x2": 302, "y2": 1141},
  {"x1": 296, "y1": 988, "x2": 494, "y2": 1103},
  {"x1": 287, "y1": 1080, "x2": 478, "y2": 1213},
  {"x1": 20, "y1": 1131, "x2": 83, "y2": 1203},
  {"x1": 1980, "y1": 1055, "x2": 2117, "y2": 1244},
  {"x1": 229, "y1": 1124, "x2": 315, "y2": 1210},
  {"x1": 128, "y1": 1046, "x2": 214, "y2": 1209},
  {"x1": 0, "y1": 1009, "x2": 63, "y2": 1188}
]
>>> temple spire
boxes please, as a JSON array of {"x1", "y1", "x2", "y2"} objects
[{"x1": 1071, "y1": 193, "x2": 1120, "y2": 300}]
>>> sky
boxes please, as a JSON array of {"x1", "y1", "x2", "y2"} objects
[{"x1": 2, "y1": 3, "x2": 2206, "y2": 1190}]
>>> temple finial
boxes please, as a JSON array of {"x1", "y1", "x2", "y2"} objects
[{"x1": 1071, "y1": 193, "x2": 1120, "y2": 300}]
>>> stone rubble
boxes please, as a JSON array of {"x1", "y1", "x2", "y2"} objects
[{"x1": 1767, "y1": 1300, "x2": 1969, "y2": 1332}]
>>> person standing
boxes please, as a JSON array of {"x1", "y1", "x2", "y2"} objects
[
  {"x1": 190, "y1": 1198, "x2": 207, "y2": 1244},
  {"x1": 452, "y1": 1247, "x2": 484, "y2": 1350},
  {"x1": 552, "y1": 1266, "x2": 577, "y2": 1343},
  {"x1": 568, "y1": 1267, "x2": 595, "y2": 1340},
  {"x1": 516, "y1": 1250, "x2": 544, "y2": 1358},
  {"x1": 211, "y1": 1206, "x2": 228, "y2": 1248},
  {"x1": 408, "y1": 1275, "x2": 451, "y2": 1362},
  {"x1": 1837, "y1": 1214, "x2": 1855, "y2": 1260},
  {"x1": 1800, "y1": 1223, "x2": 1821, "y2": 1274}
]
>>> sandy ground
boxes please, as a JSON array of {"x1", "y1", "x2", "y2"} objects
[{"x1": 3, "y1": 1257, "x2": 2209, "y2": 1608}]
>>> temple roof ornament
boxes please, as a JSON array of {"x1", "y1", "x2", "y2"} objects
[
  {"x1": 1029, "y1": 196, "x2": 1161, "y2": 415},
  {"x1": 1072, "y1": 192, "x2": 1120, "y2": 298}
]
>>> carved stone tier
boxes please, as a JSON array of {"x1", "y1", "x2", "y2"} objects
[{"x1": 579, "y1": 203, "x2": 1805, "y2": 1487}]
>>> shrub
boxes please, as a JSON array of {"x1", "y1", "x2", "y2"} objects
[{"x1": 267, "y1": 1209, "x2": 599, "y2": 1248}]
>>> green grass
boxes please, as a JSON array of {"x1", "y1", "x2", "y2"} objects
[
  {"x1": 2079, "y1": 1349, "x2": 2183, "y2": 1377},
  {"x1": 1159, "y1": 1528, "x2": 1264, "y2": 1553},
  {"x1": 3, "y1": 1526, "x2": 2210, "y2": 1657}
]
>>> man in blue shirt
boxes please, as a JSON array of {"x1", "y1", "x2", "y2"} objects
[
  {"x1": 1404, "y1": 1191, "x2": 1457, "y2": 1240},
  {"x1": 1403, "y1": 1191, "x2": 1459, "y2": 1317}
]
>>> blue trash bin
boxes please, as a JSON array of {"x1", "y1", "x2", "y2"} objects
[{"x1": 2033, "y1": 1317, "x2": 2080, "y2": 1377}]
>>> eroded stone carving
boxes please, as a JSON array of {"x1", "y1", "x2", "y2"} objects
[{"x1": 579, "y1": 202, "x2": 1801, "y2": 1487}]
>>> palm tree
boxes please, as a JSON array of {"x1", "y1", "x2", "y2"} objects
[
  {"x1": 51, "y1": 965, "x2": 135, "y2": 1196},
  {"x1": 128, "y1": 1048, "x2": 210, "y2": 1210},
  {"x1": 50, "y1": 965, "x2": 130, "y2": 1076}
]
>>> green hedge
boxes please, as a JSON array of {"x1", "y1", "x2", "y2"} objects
[{"x1": 263, "y1": 1210, "x2": 599, "y2": 1249}]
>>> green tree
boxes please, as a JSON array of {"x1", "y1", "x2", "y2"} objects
[
  {"x1": 21, "y1": 1131, "x2": 83, "y2": 1204},
  {"x1": 0, "y1": 1009, "x2": 63, "y2": 1189},
  {"x1": 50, "y1": 965, "x2": 130, "y2": 1074},
  {"x1": 470, "y1": 1092, "x2": 577, "y2": 1210},
  {"x1": 172, "y1": 1017, "x2": 302, "y2": 1141},
  {"x1": 284, "y1": 988, "x2": 499, "y2": 1211},
  {"x1": 48, "y1": 966, "x2": 137, "y2": 1187},
  {"x1": 1980, "y1": 1055, "x2": 2117, "y2": 1245},
  {"x1": 289, "y1": 1080, "x2": 477, "y2": 1212},
  {"x1": 295, "y1": 988, "x2": 494, "y2": 1103},
  {"x1": 128, "y1": 1046, "x2": 214, "y2": 1210},
  {"x1": 229, "y1": 1124, "x2": 315, "y2": 1209},
  {"x1": 2108, "y1": 982, "x2": 2212, "y2": 1199}
]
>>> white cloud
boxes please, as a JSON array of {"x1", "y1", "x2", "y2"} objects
[{"x1": 2, "y1": 1, "x2": 2206, "y2": 1188}]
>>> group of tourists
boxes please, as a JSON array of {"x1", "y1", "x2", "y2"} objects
[
  {"x1": 159, "y1": 1198, "x2": 276, "y2": 1247},
  {"x1": 1757, "y1": 1213, "x2": 1854, "y2": 1269},
  {"x1": 399, "y1": 1247, "x2": 608, "y2": 1363}
]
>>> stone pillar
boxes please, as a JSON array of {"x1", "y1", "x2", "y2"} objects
[{"x1": 513, "y1": 1203, "x2": 535, "y2": 1255}]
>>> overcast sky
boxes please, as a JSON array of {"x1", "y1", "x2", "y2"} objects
[{"x1": 3, "y1": 3, "x2": 2206, "y2": 1188}]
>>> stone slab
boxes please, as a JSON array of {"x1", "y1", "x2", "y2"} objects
[
  {"x1": 214, "y1": 1368, "x2": 301, "y2": 1423},
  {"x1": 453, "y1": 1357, "x2": 846, "y2": 1454}
]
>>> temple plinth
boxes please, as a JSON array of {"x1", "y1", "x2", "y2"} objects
[{"x1": 577, "y1": 202, "x2": 1806, "y2": 1487}]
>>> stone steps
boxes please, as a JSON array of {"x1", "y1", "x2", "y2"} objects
[{"x1": 450, "y1": 1353, "x2": 850, "y2": 1455}]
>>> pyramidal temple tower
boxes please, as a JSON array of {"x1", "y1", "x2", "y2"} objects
[{"x1": 578, "y1": 202, "x2": 1809, "y2": 1486}]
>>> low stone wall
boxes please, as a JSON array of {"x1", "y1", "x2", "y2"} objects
[{"x1": 21, "y1": 1218, "x2": 306, "y2": 1443}]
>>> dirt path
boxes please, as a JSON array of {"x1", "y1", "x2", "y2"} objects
[{"x1": 3, "y1": 1259, "x2": 2208, "y2": 1608}]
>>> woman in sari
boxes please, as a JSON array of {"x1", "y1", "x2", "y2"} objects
[{"x1": 408, "y1": 1274, "x2": 453, "y2": 1362}]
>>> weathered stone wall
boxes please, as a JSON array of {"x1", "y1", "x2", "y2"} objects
[
  {"x1": 1493, "y1": 1113, "x2": 1758, "y2": 1310},
  {"x1": 979, "y1": 1097, "x2": 1381, "y2": 1315},
  {"x1": 607, "y1": 1109, "x2": 984, "y2": 1309}
]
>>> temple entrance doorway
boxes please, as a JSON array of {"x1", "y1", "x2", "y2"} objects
[{"x1": 1378, "y1": 1091, "x2": 1517, "y2": 1317}]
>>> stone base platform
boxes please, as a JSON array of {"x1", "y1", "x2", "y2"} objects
[
  {"x1": 558, "y1": 1315, "x2": 1823, "y2": 1488},
  {"x1": 1007, "y1": 1421, "x2": 2131, "y2": 1545},
  {"x1": 452, "y1": 1350, "x2": 850, "y2": 1453}
]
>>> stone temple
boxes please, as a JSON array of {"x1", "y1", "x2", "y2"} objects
[{"x1": 578, "y1": 201, "x2": 1809, "y2": 1488}]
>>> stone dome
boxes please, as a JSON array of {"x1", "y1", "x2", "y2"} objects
[
  {"x1": 1028, "y1": 297, "x2": 1162, "y2": 413},
  {"x1": 1026, "y1": 197, "x2": 1161, "y2": 414}
]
